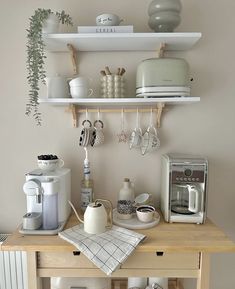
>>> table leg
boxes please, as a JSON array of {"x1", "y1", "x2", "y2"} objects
[
  {"x1": 176, "y1": 278, "x2": 184, "y2": 289},
  {"x1": 26, "y1": 252, "x2": 42, "y2": 289},
  {"x1": 197, "y1": 253, "x2": 210, "y2": 289}
]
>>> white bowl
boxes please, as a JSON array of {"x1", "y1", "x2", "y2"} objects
[
  {"x1": 70, "y1": 86, "x2": 93, "y2": 98},
  {"x1": 69, "y1": 77, "x2": 89, "y2": 87}
]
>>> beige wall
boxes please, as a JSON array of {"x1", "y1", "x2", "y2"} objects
[{"x1": 0, "y1": 0, "x2": 234, "y2": 288}]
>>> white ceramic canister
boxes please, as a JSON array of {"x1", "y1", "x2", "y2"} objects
[
  {"x1": 45, "y1": 74, "x2": 70, "y2": 98},
  {"x1": 42, "y1": 13, "x2": 60, "y2": 34}
]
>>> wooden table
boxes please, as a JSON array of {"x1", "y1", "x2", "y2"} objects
[{"x1": 2, "y1": 214, "x2": 235, "y2": 289}]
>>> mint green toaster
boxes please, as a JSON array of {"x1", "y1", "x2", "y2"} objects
[{"x1": 136, "y1": 58, "x2": 190, "y2": 97}]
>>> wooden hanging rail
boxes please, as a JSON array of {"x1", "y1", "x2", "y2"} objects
[{"x1": 67, "y1": 104, "x2": 165, "y2": 128}]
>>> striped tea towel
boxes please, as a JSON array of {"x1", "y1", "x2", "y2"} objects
[{"x1": 59, "y1": 224, "x2": 146, "y2": 275}]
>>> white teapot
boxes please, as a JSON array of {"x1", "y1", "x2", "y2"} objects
[{"x1": 69, "y1": 199, "x2": 113, "y2": 234}]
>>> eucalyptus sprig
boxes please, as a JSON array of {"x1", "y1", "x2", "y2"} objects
[{"x1": 26, "y1": 8, "x2": 73, "y2": 125}]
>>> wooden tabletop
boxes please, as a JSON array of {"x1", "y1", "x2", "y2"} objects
[{"x1": 2, "y1": 214, "x2": 235, "y2": 253}]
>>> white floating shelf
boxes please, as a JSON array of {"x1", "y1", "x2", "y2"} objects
[
  {"x1": 39, "y1": 97, "x2": 200, "y2": 127},
  {"x1": 39, "y1": 97, "x2": 200, "y2": 106},
  {"x1": 43, "y1": 32, "x2": 202, "y2": 52}
]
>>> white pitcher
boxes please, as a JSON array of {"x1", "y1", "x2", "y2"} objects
[
  {"x1": 69, "y1": 199, "x2": 113, "y2": 234},
  {"x1": 45, "y1": 74, "x2": 70, "y2": 98}
]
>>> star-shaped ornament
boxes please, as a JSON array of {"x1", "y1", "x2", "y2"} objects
[{"x1": 117, "y1": 130, "x2": 128, "y2": 143}]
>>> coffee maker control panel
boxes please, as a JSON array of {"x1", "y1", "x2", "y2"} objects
[{"x1": 171, "y1": 165, "x2": 206, "y2": 183}]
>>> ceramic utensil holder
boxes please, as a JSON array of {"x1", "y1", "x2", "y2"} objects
[{"x1": 101, "y1": 75, "x2": 125, "y2": 98}]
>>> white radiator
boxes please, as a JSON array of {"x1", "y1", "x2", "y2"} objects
[{"x1": 0, "y1": 234, "x2": 27, "y2": 289}]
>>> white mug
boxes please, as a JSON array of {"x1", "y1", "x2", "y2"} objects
[
  {"x1": 37, "y1": 158, "x2": 64, "y2": 171},
  {"x1": 129, "y1": 127, "x2": 142, "y2": 149},
  {"x1": 141, "y1": 126, "x2": 160, "y2": 155},
  {"x1": 96, "y1": 13, "x2": 123, "y2": 26},
  {"x1": 92, "y1": 120, "x2": 104, "y2": 147},
  {"x1": 136, "y1": 205, "x2": 156, "y2": 223}
]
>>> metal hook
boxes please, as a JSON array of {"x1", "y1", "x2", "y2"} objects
[
  {"x1": 85, "y1": 108, "x2": 88, "y2": 120},
  {"x1": 150, "y1": 107, "x2": 153, "y2": 127},
  {"x1": 97, "y1": 108, "x2": 100, "y2": 120},
  {"x1": 121, "y1": 108, "x2": 124, "y2": 130},
  {"x1": 136, "y1": 108, "x2": 140, "y2": 128}
]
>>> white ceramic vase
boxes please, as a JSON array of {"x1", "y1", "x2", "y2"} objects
[
  {"x1": 118, "y1": 178, "x2": 135, "y2": 202},
  {"x1": 148, "y1": 0, "x2": 182, "y2": 32},
  {"x1": 42, "y1": 13, "x2": 60, "y2": 34}
]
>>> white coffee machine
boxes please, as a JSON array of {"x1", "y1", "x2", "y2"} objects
[
  {"x1": 161, "y1": 154, "x2": 208, "y2": 224},
  {"x1": 20, "y1": 168, "x2": 71, "y2": 235}
]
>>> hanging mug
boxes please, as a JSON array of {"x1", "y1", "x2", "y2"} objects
[
  {"x1": 79, "y1": 119, "x2": 96, "y2": 147},
  {"x1": 92, "y1": 120, "x2": 104, "y2": 147},
  {"x1": 141, "y1": 126, "x2": 160, "y2": 155}
]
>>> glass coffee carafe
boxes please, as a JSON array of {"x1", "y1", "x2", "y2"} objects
[{"x1": 171, "y1": 184, "x2": 201, "y2": 215}]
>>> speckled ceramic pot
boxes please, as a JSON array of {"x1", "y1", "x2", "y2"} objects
[{"x1": 148, "y1": 0, "x2": 182, "y2": 32}]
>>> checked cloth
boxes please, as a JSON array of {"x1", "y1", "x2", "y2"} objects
[{"x1": 59, "y1": 224, "x2": 146, "y2": 275}]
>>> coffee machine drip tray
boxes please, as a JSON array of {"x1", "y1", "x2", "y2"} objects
[{"x1": 18, "y1": 221, "x2": 66, "y2": 235}]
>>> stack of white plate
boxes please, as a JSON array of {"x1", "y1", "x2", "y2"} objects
[{"x1": 136, "y1": 86, "x2": 190, "y2": 98}]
